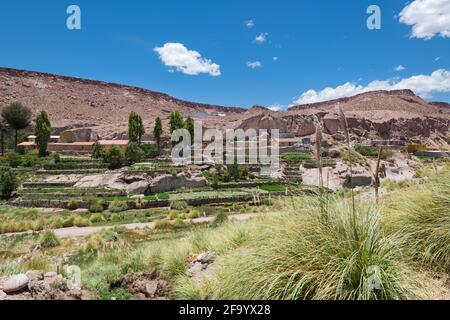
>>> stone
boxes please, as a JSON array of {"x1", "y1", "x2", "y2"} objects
[
  {"x1": 187, "y1": 262, "x2": 204, "y2": 278},
  {"x1": 0, "y1": 290, "x2": 7, "y2": 300},
  {"x1": 44, "y1": 272, "x2": 57, "y2": 279},
  {"x1": 328, "y1": 149, "x2": 341, "y2": 158},
  {"x1": 2, "y1": 274, "x2": 29, "y2": 294},
  {"x1": 26, "y1": 270, "x2": 44, "y2": 282},
  {"x1": 148, "y1": 172, "x2": 207, "y2": 194},
  {"x1": 126, "y1": 181, "x2": 149, "y2": 195},
  {"x1": 343, "y1": 174, "x2": 373, "y2": 188},
  {"x1": 197, "y1": 252, "x2": 217, "y2": 264}
]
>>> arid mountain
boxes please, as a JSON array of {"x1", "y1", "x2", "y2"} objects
[{"x1": 0, "y1": 67, "x2": 448, "y2": 141}]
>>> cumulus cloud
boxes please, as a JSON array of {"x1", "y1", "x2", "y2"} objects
[
  {"x1": 399, "y1": 0, "x2": 450, "y2": 39},
  {"x1": 273, "y1": 56, "x2": 279, "y2": 61},
  {"x1": 293, "y1": 69, "x2": 450, "y2": 105},
  {"x1": 269, "y1": 104, "x2": 285, "y2": 112},
  {"x1": 395, "y1": 65, "x2": 406, "y2": 72},
  {"x1": 247, "y1": 61, "x2": 262, "y2": 69},
  {"x1": 255, "y1": 33, "x2": 268, "y2": 43},
  {"x1": 154, "y1": 43, "x2": 221, "y2": 76},
  {"x1": 246, "y1": 20, "x2": 255, "y2": 28}
]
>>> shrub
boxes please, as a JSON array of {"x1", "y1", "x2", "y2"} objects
[
  {"x1": 62, "y1": 217, "x2": 75, "y2": 228},
  {"x1": 74, "y1": 217, "x2": 92, "y2": 227},
  {"x1": 103, "y1": 146, "x2": 124, "y2": 170},
  {"x1": 211, "y1": 212, "x2": 229, "y2": 228},
  {"x1": 6, "y1": 152, "x2": 22, "y2": 168},
  {"x1": 39, "y1": 230, "x2": 61, "y2": 248},
  {"x1": 22, "y1": 151, "x2": 39, "y2": 167},
  {"x1": 216, "y1": 198, "x2": 418, "y2": 300},
  {"x1": 52, "y1": 152, "x2": 61, "y2": 163},
  {"x1": 89, "y1": 213, "x2": 106, "y2": 224},
  {"x1": 22, "y1": 257, "x2": 51, "y2": 272},
  {"x1": 188, "y1": 210, "x2": 200, "y2": 219},
  {"x1": 282, "y1": 152, "x2": 311, "y2": 163},
  {"x1": 125, "y1": 142, "x2": 145, "y2": 165},
  {"x1": 170, "y1": 201, "x2": 188, "y2": 211},
  {"x1": 89, "y1": 202, "x2": 104, "y2": 213},
  {"x1": 0, "y1": 170, "x2": 19, "y2": 199},
  {"x1": 384, "y1": 168, "x2": 450, "y2": 272},
  {"x1": 108, "y1": 199, "x2": 129, "y2": 213},
  {"x1": 110, "y1": 213, "x2": 122, "y2": 222},
  {"x1": 141, "y1": 144, "x2": 159, "y2": 159},
  {"x1": 92, "y1": 143, "x2": 104, "y2": 159},
  {"x1": 154, "y1": 220, "x2": 173, "y2": 230},
  {"x1": 67, "y1": 200, "x2": 78, "y2": 211}
]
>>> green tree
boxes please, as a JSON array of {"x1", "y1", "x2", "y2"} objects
[
  {"x1": 125, "y1": 142, "x2": 145, "y2": 165},
  {"x1": 184, "y1": 116, "x2": 195, "y2": 144},
  {"x1": 1, "y1": 102, "x2": 32, "y2": 152},
  {"x1": 128, "y1": 112, "x2": 145, "y2": 144},
  {"x1": 0, "y1": 120, "x2": 9, "y2": 156},
  {"x1": 103, "y1": 146, "x2": 124, "y2": 170},
  {"x1": 0, "y1": 170, "x2": 19, "y2": 199},
  {"x1": 35, "y1": 111, "x2": 52, "y2": 157},
  {"x1": 92, "y1": 142, "x2": 104, "y2": 159},
  {"x1": 154, "y1": 117, "x2": 163, "y2": 150},
  {"x1": 228, "y1": 157, "x2": 241, "y2": 182},
  {"x1": 169, "y1": 110, "x2": 184, "y2": 133}
]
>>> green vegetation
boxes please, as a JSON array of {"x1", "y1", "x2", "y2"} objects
[
  {"x1": 35, "y1": 111, "x2": 51, "y2": 157},
  {"x1": 355, "y1": 145, "x2": 393, "y2": 160},
  {"x1": 39, "y1": 230, "x2": 61, "y2": 248},
  {"x1": 128, "y1": 112, "x2": 145, "y2": 145},
  {"x1": 103, "y1": 146, "x2": 124, "y2": 170},
  {"x1": 154, "y1": 117, "x2": 163, "y2": 150},
  {"x1": 1, "y1": 102, "x2": 32, "y2": 151},
  {"x1": 282, "y1": 152, "x2": 312, "y2": 162},
  {"x1": 0, "y1": 170, "x2": 19, "y2": 199},
  {"x1": 125, "y1": 142, "x2": 145, "y2": 165}
]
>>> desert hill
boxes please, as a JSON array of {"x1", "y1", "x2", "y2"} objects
[{"x1": 0, "y1": 67, "x2": 448, "y2": 141}]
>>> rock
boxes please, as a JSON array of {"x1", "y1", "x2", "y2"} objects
[
  {"x1": 60, "y1": 128, "x2": 97, "y2": 143},
  {"x1": 26, "y1": 270, "x2": 44, "y2": 282},
  {"x1": 343, "y1": 174, "x2": 373, "y2": 188},
  {"x1": 323, "y1": 115, "x2": 340, "y2": 135},
  {"x1": 2, "y1": 274, "x2": 29, "y2": 294},
  {"x1": 126, "y1": 181, "x2": 149, "y2": 195},
  {"x1": 121, "y1": 273, "x2": 168, "y2": 299},
  {"x1": 187, "y1": 262, "x2": 204, "y2": 278},
  {"x1": 44, "y1": 272, "x2": 57, "y2": 279},
  {"x1": 197, "y1": 252, "x2": 217, "y2": 264},
  {"x1": 30, "y1": 244, "x2": 42, "y2": 252},
  {"x1": 148, "y1": 172, "x2": 207, "y2": 194},
  {"x1": 328, "y1": 149, "x2": 341, "y2": 158},
  {"x1": 0, "y1": 290, "x2": 6, "y2": 300}
]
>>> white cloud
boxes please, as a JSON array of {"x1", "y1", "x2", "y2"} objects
[
  {"x1": 154, "y1": 43, "x2": 221, "y2": 76},
  {"x1": 395, "y1": 65, "x2": 406, "y2": 72},
  {"x1": 255, "y1": 33, "x2": 268, "y2": 43},
  {"x1": 247, "y1": 61, "x2": 262, "y2": 69},
  {"x1": 273, "y1": 56, "x2": 279, "y2": 61},
  {"x1": 435, "y1": 56, "x2": 441, "y2": 62},
  {"x1": 399, "y1": 0, "x2": 450, "y2": 39},
  {"x1": 269, "y1": 104, "x2": 285, "y2": 112},
  {"x1": 246, "y1": 20, "x2": 255, "y2": 28},
  {"x1": 293, "y1": 69, "x2": 450, "y2": 104}
]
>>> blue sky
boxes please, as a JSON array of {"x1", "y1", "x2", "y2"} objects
[{"x1": 0, "y1": 0, "x2": 449, "y2": 108}]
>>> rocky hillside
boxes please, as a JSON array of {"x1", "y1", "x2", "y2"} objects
[{"x1": 0, "y1": 67, "x2": 448, "y2": 141}]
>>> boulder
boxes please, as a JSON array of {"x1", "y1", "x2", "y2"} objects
[
  {"x1": 26, "y1": 270, "x2": 44, "y2": 282},
  {"x1": 60, "y1": 128, "x2": 98, "y2": 143},
  {"x1": 148, "y1": 172, "x2": 207, "y2": 194},
  {"x1": 323, "y1": 115, "x2": 341, "y2": 135},
  {"x1": 0, "y1": 290, "x2": 6, "y2": 300},
  {"x1": 121, "y1": 273, "x2": 168, "y2": 299},
  {"x1": 343, "y1": 174, "x2": 373, "y2": 188},
  {"x1": 126, "y1": 181, "x2": 149, "y2": 195},
  {"x1": 1, "y1": 274, "x2": 29, "y2": 294},
  {"x1": 197, "y1": 252, "x2": 217, "y2": 264}
]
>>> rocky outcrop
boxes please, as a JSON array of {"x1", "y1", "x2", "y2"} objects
[
  {"x1": 60, "y1": 128, "x2": 98, "y2": 143},
  {"x1": 148, "y1": 172, "x2": 207, "y2": 194},
  {"x1": 0, "y1": 271, "x2": 96, "y2": 300},
  {"x1": 120, "y1": 273, "x2": 168, "y2": 300}
]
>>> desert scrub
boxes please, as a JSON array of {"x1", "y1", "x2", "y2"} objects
[
  {"x1": 383, "y1": 167, "x2": 450, "y2": 272},
  {"x1": 170, "y1": 200, "x2": 188, "y2": 211},
  {"x1": 89, "y1": 213, "x2": 106, "y2": 224},
  {"x1": 215, "y1": 197, "x2": 418, "y2": 300},
  {"x1": 39, "y1": 230, "x2": 61, "y2": 248},
  {"x1": 108, "y1": 199, "x2": 129, "y2": 213},
  {"x1": 211, "y1": 212, "x2": 228, "y2": 228}
]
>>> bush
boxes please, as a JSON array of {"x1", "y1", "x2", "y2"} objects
[
  {"x1": 154, "y1": 220, "x2": 173, "y2": 230},
  {"x1": 52, "y1": 152, "x2": 61, "y2": 163},
  {"x1": 384, "y1": 168, "x2": 450, "y2": 272},
  {"x1": 170, "y1": 201, "x2": 188, "y2": 211},
  {"x1": 125, "y1": 142, "x2": 145, "y2": 165},
  {"x1": 141, "y1": 144, "x2": 159, "y2": 159},
  {"x1": 62, "y1": 217, "x2": 75, "y2": 228},
  {"x1": 92, "y1": 143, "x2": 104, "y2": 159},
  {"x1": 67, "y1": 200, "x2": 78, "y2": 211},
  {"x1": 89, "y1": 202, "x2": 104, "y2": 213},
  {"x1": 89, "y1": 213, "x2": 106, "y2": 223},
  {"x1": 188, "y1": 210, "x2": 200, "y2": 219},
  {"x1": 6, "y1": 152, "x2": 22, "y2": 168},
  {"x1": 211, "y1": 212, "x2": 229, "y2": 228},
  {"x1": 103, "y1": 146, "x2": 124, "y2": 170},
  {"x1": 108, "y1": 200, "x2": 129, "y2": 213},
  {"x1": 216, "y1": 198, "x2": 417, "y2": 300},
  {"x1": 39, "y1": 231, "x2": 61, "y2": 248},
  {"x1": 75, "y1": 217, "x2": 92, "y2": 227},
  {"x1": 22, "y1": 151, "x2": 39, "y2": 167},
  {"x1": 110, "y1": 213, "x2": 122, "y2": 222},
  {"x1": 0, "y1": 170, "x2": 19, "y2": 199}
]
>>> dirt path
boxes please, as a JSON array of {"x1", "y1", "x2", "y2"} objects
[{"x1": 2, "y1": 213, "x2": 263, "y2": 239}]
